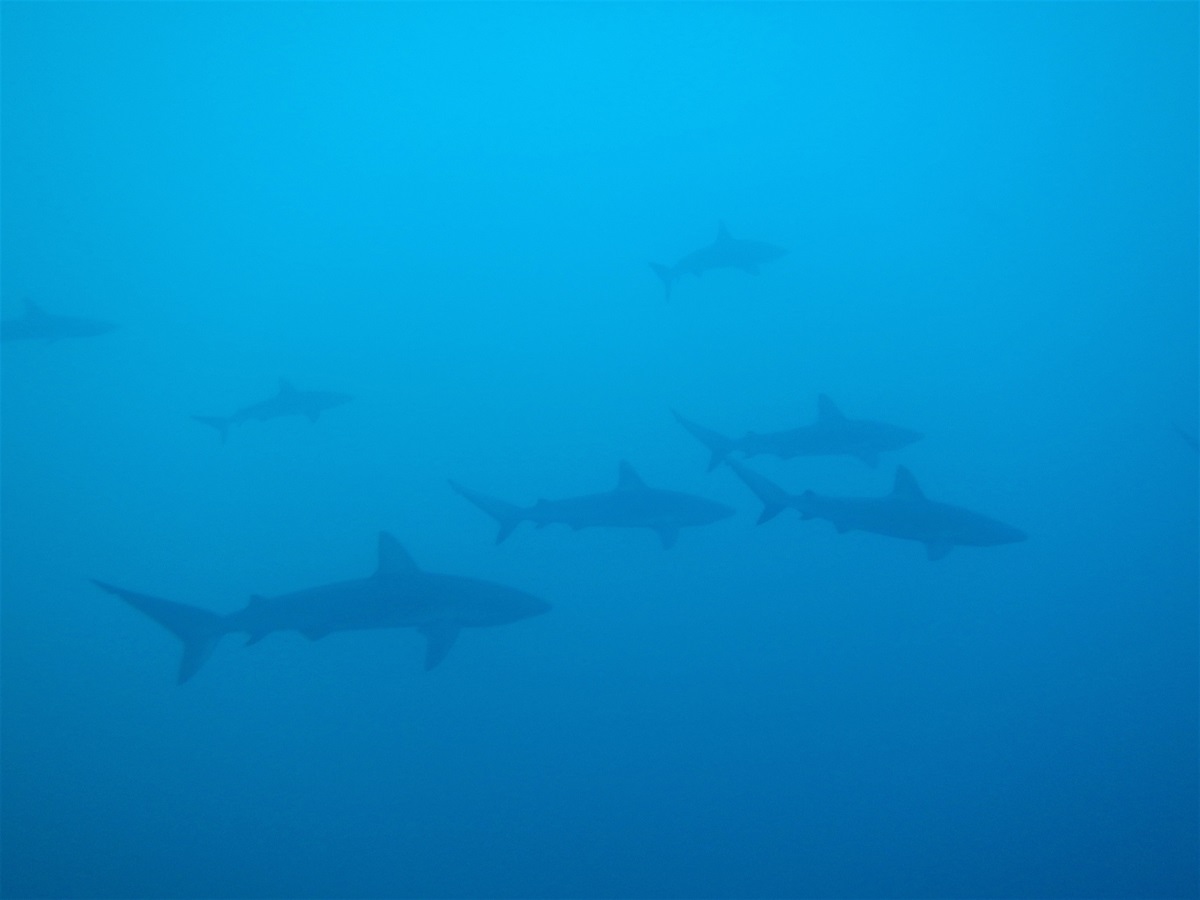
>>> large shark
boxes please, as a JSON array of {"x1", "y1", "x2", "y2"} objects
[
  {"x1": 193, "y1": 379, "x2": 351, "y2": 442},
  {"x1": 450, "y1": 461, "x2": 736, "y2": 549},
  {"x1": 674, "y1": 395, "x2": 922, "y2": 470},
  {"x1": 725, "y1": 458, "x2": 1026, "y2": 561},
  {"x1": 650, "y1": 222, "x2": 786, "y2": 299},
  {"x1": 92, "y1": 532, "x2": 550, "y2": 683},
  {"x1": 1, "y1": 299, "x2": 117, "y2": 342}
]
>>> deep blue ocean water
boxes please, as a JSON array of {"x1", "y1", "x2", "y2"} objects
[{"x1": 2, "y1": 4, "x2": 1197, "y2": 898}]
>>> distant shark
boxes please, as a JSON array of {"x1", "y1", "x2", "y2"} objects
[
  {"x1": 650, "y1": 222, "x2": 786, "y2": 299},
  {"x1": 674, "y1": 395, "x2": 922, "y2": 470},
  {"x1": 450, "y1": 461, "x2": 735, "y2": 549},
  {"x1": 1, "y1": 299, "x2": 117, "y2": 342},
  {"x1": 1173, "y1": 423, "x2": 1199, "y2": 454},
  {"x1": 725, "y1": 458, "x2": 1026, "y2": 561},
  {"x1": 92, "y1": 532, "x2": 550, "y2": 683},
  {"x1": 193, "y1": 379, "x2": 351, "y2": 442}
]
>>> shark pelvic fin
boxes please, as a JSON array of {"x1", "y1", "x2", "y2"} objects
[
  {"x1": 377, "y1": 532, "x2": 421, "y2": 578},
  {"x1": 891, "y1": 466, "x2": 925, "y2": 500},
  {"x1": 92, "y1": 579, "x2": 226, "y2": 684}
]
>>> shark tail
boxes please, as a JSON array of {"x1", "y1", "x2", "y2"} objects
[
  {"x1": 92, "y1": 580, "x2": 227, "y2": 684},
  {"x1": 650, "y1": 263, "x2": 675, "y2": 300},
  {"x1": 448, "y1": 480, "x2": 527, "y2": 544},
  {"x1": 192, "y1": 415, "x2": 232, "y2": 444},
  {"x1": 724, "y1": 459, "x2": 793, "y2": 524},
  {"x1": 672, "y1": 410, "x2": 736, "y2": 472}
]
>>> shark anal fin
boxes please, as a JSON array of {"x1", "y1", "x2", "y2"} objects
[{"x1": 420, "y1": 622, "x2": 461, "y2": 670}]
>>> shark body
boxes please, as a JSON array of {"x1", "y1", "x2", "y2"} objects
[
  {"x1": 674, "y1": 395, "x2": 922, "y2": 470},
  {"x1": 726, "y1": 458, "x2": 1026, "y2": 561},
  {"x1": 650, "y1": 222, "x2": 786, "y2": 299},
  {"x1": 92, "y1": 533, "x2": 549, "y2": 683},
  {"x1": 450, "y1": 461, "x2": 735, "y2": 549},
  {"x1": 193, "y1": 379, "x2": 351, "y2": 442},
  {"x1": 1, "y1": 300, "x2": 117, "y2": 342}
]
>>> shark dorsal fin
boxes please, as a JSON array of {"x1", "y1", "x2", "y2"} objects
[
  {"x1": 617, "y1": 461, "x2": 646, "y2": 491},
  {"x1": 23, "y1": 298, "x2": 45, "y2": 318},
  {"x1": 278, "y1": 379, "x2": 297, "y2": 396},
  {"x1": 376, "y1": 532, "x2": 420, "y2": 578},
  {"x1": 891, "y1": 466, "x2": 925, "y2": 501},
  {"x1": 716, "y1": 220, "x2": 732, "y2": 243},
  {"x1": 817, "y1": 394, "x2": 844, "y2": 423}
]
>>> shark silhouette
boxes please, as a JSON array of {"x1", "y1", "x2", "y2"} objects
[
  {"x1": 450, "y1": 461, "x2": 735, "y2": 549},
  {"x1": 674, "y1": 395, "x2": 922, "y2": 470},
  {"x1": 1, "y1": 299, "x2": 117, "y2": 342},
  {"x1": 193, "y1": 379, "x2": 351, "y2": 442},
  {"x1": 650, "y1": 222, "x2": 786, "y2": 299},
  {"x1": 92, "y1": 533, "x2": 550, "y2": 682},
  {"x1": 726, "y1": 458, "x2": 1026, "y2": 561}
]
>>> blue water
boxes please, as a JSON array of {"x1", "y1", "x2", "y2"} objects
[{"x1": 2, "y1": 4, "x2": 1197, "y2": 898}]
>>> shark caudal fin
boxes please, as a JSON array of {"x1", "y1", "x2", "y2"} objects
[
  {"x1": 650, "y1": 263, "x2": 675, "y2": 300},
  {"x1": 192, "y1": 415, "x2": 232, "y2": 444},
  {"x1": 672, "y1": 410, "x2": 736, "y2": 472},
  {"x1": 724, "y1": 459, "x2": 794, "y2": 524},
  {"x1": 92, "y1": 580, "x2": 227, "y2": 684},
  {"x1": 448, "y1": 480, "x2": 526, "y2": 544}
]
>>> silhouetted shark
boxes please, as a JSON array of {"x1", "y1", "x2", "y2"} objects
[
  {"x1": 650, "y1": 222, "x2": 786, "y2": 299},
  {"x1": 450, "y1": 461, "x2": 735, "y2": 549},
  {"x1": 1173, "y1": 423, "x2": 1199, "y2": 454},
  {"x1": 725, "y1": 458, "x2": 1026, "y2": 561},
  {"x1": 674, "y1": 395, "x2": 922, "y2": 470},
  {"x1": 1, "y1": 299, "x2": 117, "y2": 342},
  {"x1": 193, "y1": 379, "x2": 351, "y2": 442},
  {"x1": 92, "y1": 533, "x2": 549, "y2": 683}
]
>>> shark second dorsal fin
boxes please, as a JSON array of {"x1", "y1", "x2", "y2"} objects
[
  {"x1": 376, "y1": 532, "x2": 421, "y2": 578},
  {"x1": 617, "y1": 461, "x2": 646, "y2": 491},
  {"x1": 817, "y1": 394, "x2": 844, "y2": 423},
  {"x1": 891, "y1": 466, "x2": 925, "y2": 501}
]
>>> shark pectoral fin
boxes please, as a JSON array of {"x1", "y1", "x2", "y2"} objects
[
  {"x1": 420, "y1": 622, "x2": 460, "y2": 670},
  {"x1": 925, "y1": 541, "x2": 953, "y2": 562},
  {"x1": 656, "y1": 527, "x2": 679, "y2": 550}
]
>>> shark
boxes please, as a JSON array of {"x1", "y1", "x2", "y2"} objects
[
  {"x1": 725, "y1": 458, "x2": 1026, "y2": 561},
  {"x1": 1, "y1": 299, "x2": 117, "y2": 342},
  {"x1": 650, "y1": 222, "x2": 786, "y2": 299},
  {"x1": 92, "y1": 532, "x2": 550, "y2": 683},
  {"x1": 449, "y1": 461, "x2": 736, "y2": 549},
  {"x1": 674, "y1": 395, "x2": 922, "y2": 470},
  {"x1": 1173, "y1": 423, "x2": 1199, "y2": 454},
  {"x1": 193, "y1": 379, "x2": 351, "y2": 442}
]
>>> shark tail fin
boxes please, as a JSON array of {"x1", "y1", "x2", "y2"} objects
[
  {"x1": 192, "y1": 415, "x2": 231, "y2": 444},
  {"x1": 724, "y1": 459, "x2": 793, "y2": 524},
  {"x1": 649, "y1": 263, "x2": 675, "y2": 300},
  {"x1": 672, "y1": 410, "x2": 735, "y2": 472},
  {"x1": 91, "y1": 580, "x2": 227, "y2": 684},
  {"x1": 448, "y1": 480, "x2": 526, "y2": 544}
]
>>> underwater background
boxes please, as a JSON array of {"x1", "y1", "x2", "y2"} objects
[{"x1": 2, "y1": 3, "x2": 1197, "y2": 898}]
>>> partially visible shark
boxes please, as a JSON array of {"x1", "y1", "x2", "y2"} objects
[
  {"x1": 193, "y1": 379, "x2": 351, "y2": 442},
  {"x1": 725, "y1": 458, "x2": 1026, "y2": 561},
  {"x1": 674, "y1": 395, "x2": 922, "y2": 470},
  {"x1": 450, "y1": 461, "x2": 736, "y2": 549},
  {"x1": 92, "y1": 532, "x2": 550, "y2": 683},
  {"x1": 1, "y1": 299, "x2": 117, "y2": 342},
  {"x1": 1173, "y1": 423, "x2": 1199, "y2": 454},
  {"x1": 650, "y1": 222, "x2": 786, "y2": 299}
]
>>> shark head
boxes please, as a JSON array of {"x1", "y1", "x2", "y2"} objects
[{"x1": 973, "y1": 518, "x2": 1028, "y2": 547}]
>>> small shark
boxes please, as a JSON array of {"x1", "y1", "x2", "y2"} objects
[
  {"x1": 725, "y1": 458, "x2": 1026, "y2": 561},
  {"x1": 92, "y1": 532, "x2": 550, "y2": 683},
  {"x1": 1, "y1": 299, "x2": 117, "y2": 342},
  {"x1": 1173, "y1": 423, "x2": 1199, "y2": 454},
  {"x1": 450, "y1": 461, "x2": 736, "y2": 549},
  {"x1": 674, "y1": 395, "x2": 922, "y2": 470},
  {"x1": 650, "y1": 221, "x2": 786, "y2": 299},
  {"x1": 193, "y1": 379, "x2": 351, "y2": 442}
]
